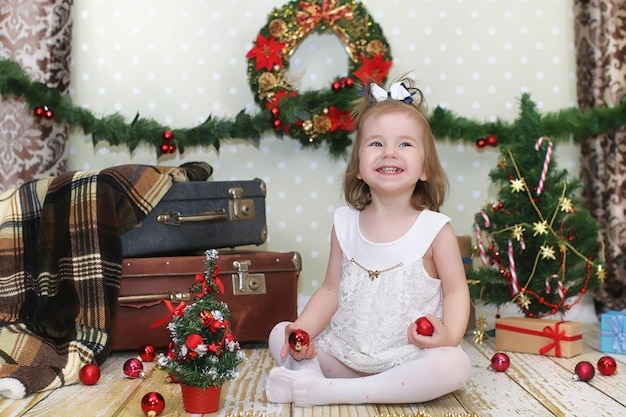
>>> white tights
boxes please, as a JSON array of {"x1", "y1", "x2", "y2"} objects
[{"x1": 266, "y1": 322, "x2": 472, "y2": 406}]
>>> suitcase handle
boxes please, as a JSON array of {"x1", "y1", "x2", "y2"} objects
[
  {"x1": 156, "y1": 209, "x2": 227, "y2": 226},
  {"x1": 118, "y1": 291, "x2": 192, "y2": 305}
]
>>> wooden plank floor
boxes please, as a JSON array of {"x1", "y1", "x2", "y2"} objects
[{"x1": 1, "y1": 323, "x2": 625, "y2": 417}]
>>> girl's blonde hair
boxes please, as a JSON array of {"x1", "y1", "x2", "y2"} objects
[{"x1": 343, "y1": 76, "x2": 449, "y2": 211}]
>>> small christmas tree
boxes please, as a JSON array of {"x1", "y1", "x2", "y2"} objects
[
  {"x1": 158, "y1": 249, "x2": 246, "y2": 388},
  {"x1": 467, "y1": 94, "x2": 606, "y2": 318}
]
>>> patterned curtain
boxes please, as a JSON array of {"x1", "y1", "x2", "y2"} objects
[
  {"x1": 574, "y1": 0, "x2": 626, "y2": 311},
  {"x1": 0, "y1": 0, "x2": 73, "y2": 193}
]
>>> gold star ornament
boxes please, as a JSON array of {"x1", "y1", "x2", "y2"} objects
[
  {"x1": 473, "y1": 329, "x2": 486, "y2": 344},
  {"x1": 510, "y1": 177, "x2": 526, "y2": 193},
  {"x1": 516, "y1": 292, "x2": 532, "y2": 309},
  {"x1": 532, "y1": 220, "x2": 549, "y2": 236},
  {"x1": 511, "y1": 224, "x2": 525, "y2": 241},
  {"x1": 540, "y1": 244, "x2": 556, "y2": 260},
  {"x1": 559, "y1": 197, "x2": 574, "y2": 213},
  {"x1": 596, "y1": 264, "x2": 606, "y2": 283}
]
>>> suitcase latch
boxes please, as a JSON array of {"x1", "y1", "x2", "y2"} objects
[
  {"x1": 228, "y1": 187, "x2": 255, "y2": 221},
  {"x1": 231, "y1": 260, "x2": 266, "y2": 296}
]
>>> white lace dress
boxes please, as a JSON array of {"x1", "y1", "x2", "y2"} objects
[{"x1": 315, "y1": 206, "x2": 451, "y2": 374}]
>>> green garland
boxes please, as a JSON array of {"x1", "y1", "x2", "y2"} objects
[{"x1": 2, "y1": 57, "x2": 626, "y2": 158}]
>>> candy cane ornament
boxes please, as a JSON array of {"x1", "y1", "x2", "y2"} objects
[
  {"x1": 507, "y1": 239, "x2": 520, "y2": 295},
  {"x1": 534, "y1": 136, "x2": 553, "y2": 196},
  {"x1": 545, "y1": 274, "x2": 566, "y2": 300},
  {"x1": 474, "y1": 211, "x2": 492, "y2": 266}
]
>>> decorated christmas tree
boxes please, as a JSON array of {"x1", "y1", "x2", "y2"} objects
[
  {"x1": 158, "y1": 249, "x2": 246, "y2": 389},
  {"x1": 467, "y1": 94, "x2": 606, "y2": 319}
]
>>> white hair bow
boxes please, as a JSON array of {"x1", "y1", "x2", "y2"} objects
[{"x1": 369, "y1": 81, "x2": 415, "y2": 104}]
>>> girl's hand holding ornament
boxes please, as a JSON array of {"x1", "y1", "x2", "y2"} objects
[
  {"x1": 280, "y1": 323, "x2": 315, "y2": 361},
  {"x1": 408, "y1": 314, "x2": 452, "y2": 349}
]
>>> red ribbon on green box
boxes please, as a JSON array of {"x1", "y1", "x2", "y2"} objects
[{"x1": 495, "y1": 321, "x2": 582, "y2": 357}]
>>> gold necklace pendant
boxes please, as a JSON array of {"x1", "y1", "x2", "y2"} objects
[{"x1": 350, "y1": 258, "x2": 403, "y2": 281}]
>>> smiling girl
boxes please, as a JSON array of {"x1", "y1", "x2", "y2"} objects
[{"x1": 266, "y1": 76, "x2": 472, "y2": 406}]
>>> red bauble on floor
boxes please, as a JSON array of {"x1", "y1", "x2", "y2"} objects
[
  {"x1": 597, "y1": 356, "x2": 617, "y2": 376},
  {"x1": 573, "y1": 361, "x2": 595, "y2": 382},
  {"x1": 79, "y1": 363, "x2": 101, "y2": 385}
]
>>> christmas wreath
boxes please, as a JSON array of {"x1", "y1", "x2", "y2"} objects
[{"x1": 245, "y1": 0, "x2": 392, "y2": 156}]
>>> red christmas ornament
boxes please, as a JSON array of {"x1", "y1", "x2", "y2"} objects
[
  {"x1": 573, "y1": 361, "x2": 595, "y2": 382},
  {"x1": 138, "y1": 344, "x2": 157, "y2": 362},
  {"x1": 159, "y1": 143, "x2": 170, "y2": 154},
  {"x1": 162, "y1": 130, "x2": 173, "y2": 142},
  {"x1": 141, "y1": 391, "x2": 166, "y2": 417},
  {"x1": 486, "y1": 135, "x2": 498, "y2": 147},
  {"x1": 331, "y1": 80, "x2": 342, "y2": 92},
  {"x1": 79, "y1": 363, "x2": 101, "y2": 385},
  {"x1": 272, "y1": 119, "x2": 282, "y2": 129},
  {"x1": 269, "y1": 107, "x2": 280, "y2": 118},
  {"x1": 167, "y1": 341, "x2": 176, "y2": 360},
  {"x1": 476, "y1": 138, "x2": 486, "y2": 148},
  {"x1": 288, "y1": 330, "x2": 310, "y2": 352},
  {"x1": 343, "y1": 77, "x2": 355, "y2": 88},
  {"x1": 597, "y1": 356, "x2": 617, "y2": 376},
  {"x1": 489, "y1": 352, "x2": 510, "y2": 372},
  {"x1": 44, "y1": 108, "x2": 54, "y2": 119},
  {"x1": 123, "y1": 358, "x2": 146, "y2": 379},
  {"x1": 414, "y1": 316, "x2": 434, "y2": 336},
  {"x1": 34, "y1": 106, "x2": 45, "y2": 118},
  {"x1": 185, "y1": 333, "x2": 204, "y2": 350}
]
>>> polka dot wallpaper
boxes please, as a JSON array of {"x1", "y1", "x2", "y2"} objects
[{"x1": 68, "y1": 0, "x2": 580, "y2": 306}]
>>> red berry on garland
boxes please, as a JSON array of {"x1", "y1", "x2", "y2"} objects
[
  {"x1": 414, "y1": 316, "x2": 434, "y2": 336},
  {"x1": 288, "y1": 329, "x2": 310, "y2": 352},
  {"x1": 486, "y1": 135, "x2": 498, "y2": 147},
  {"x1": 141, "y1": 391, "x2": 166, "y2": 417},
  {"x1": 597, "y1": 356, "x2": 617, "y2": 376},
  {"x1": 123, "y1": 358, "x2": 146, "y2": 379},
  {"x1": 138, "y1": 344, "x2": 157, "y2": 362},
  {"x1": 476, "y1": 137, "x2": 486, "y2": 148},
  {"x1": 79, "y1": 363, "x2": 101, "y2": 385},
  {"x1": 272, "y1": 119, "x2": 282, "y2": 130},
  {"x1": 34, "y1": 106, "x2": 45, "y2": 118},
  {"x1": 489, "y1": 352, "x2": 510, "y2": 372},
  {"x1": 270, "y1": 107, "x2": 280, "y2": 118},
  {"x1": 572, "y1": 361, "x2": 595, "y2": 382}
]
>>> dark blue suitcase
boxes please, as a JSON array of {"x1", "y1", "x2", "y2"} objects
[{"x1": 121, "y1": 178, "x2": 267, "y2": 257}]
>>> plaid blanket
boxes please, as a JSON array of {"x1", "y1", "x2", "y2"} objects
[{"x1": 0, "y1": 163, "x2": 207, "y2": 398}]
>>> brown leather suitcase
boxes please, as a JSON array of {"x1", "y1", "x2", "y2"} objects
[{"x1": 111, "y1": 250, "x2": 300, "y2": 351}]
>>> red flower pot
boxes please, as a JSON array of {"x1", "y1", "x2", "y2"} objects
[{"x1": 180, "y1": 384, "x2": 221, "y2": 413}]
